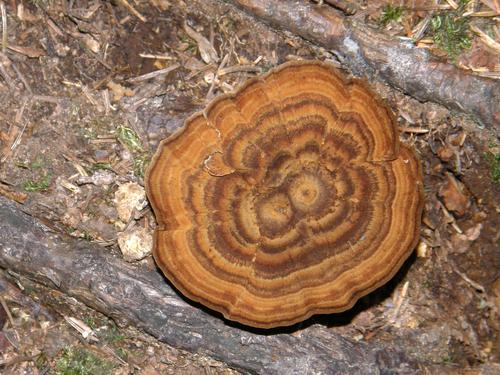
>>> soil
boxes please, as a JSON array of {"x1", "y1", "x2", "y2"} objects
[{"x1": 0, "y1": 0, "x2": 498, "y2": 374}]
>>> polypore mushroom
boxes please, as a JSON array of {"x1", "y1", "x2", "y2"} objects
[{"x1": 146, "y1": 61, "x2": 424, "y2": 328}]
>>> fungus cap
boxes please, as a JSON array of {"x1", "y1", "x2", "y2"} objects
[{"x1": 146, "y1": 60, "x2": 424, "y2": 328}]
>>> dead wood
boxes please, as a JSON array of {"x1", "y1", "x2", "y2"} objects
[
  {"x1": 227, "y1": 0, "x2": 499, "y2": 130},
  {"x1": 0, "y1": 196, "x2": 451, "y2": 373}
]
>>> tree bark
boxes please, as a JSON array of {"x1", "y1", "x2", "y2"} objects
[
  {"x1": 227, "y1": 0, "x2": 499, "y2": 130},
  {"x1": 0, "y1": 195, "x2": 448, "y2": 373}
]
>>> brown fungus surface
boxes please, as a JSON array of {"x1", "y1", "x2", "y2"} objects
[{"x1": 146, "y1": 61, "x2": 424, "y2": 328}]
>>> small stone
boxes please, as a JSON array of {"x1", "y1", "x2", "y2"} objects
[
  {"x1": 416, "y1": 241, "x2": 429, "y2": 257},
  {"x1": 436, "y1": 145, "x2": 454, "y2": 162},
  {"x1": 422, "y1": 200, "x2": 443, "y2": 230},
  {"x1": 107, "y1": 81, "x2": 135, "y2": 101},
  {"x1": 77, "y1": 170, "x2": 116, "y2": 186},
  {"x1": 114, "y1": 182, "x2": 148, "y2": 223},
  {"x1": 465, "y1": 223, "x2": 482, "y2": 241},
  {"x1": 94, "y1": 149, "x2": 111, "y2": 162},
  {"x1": 438, "y1": 173, "x2": 470, "y2": 217},
  {"x1": 117, "y1": 226, "x2": 153, "y2": 262},
  {"x1": 447, "y1": 132, "x2": 466, "y2": 147}
]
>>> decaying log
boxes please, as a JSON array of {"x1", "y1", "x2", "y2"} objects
[
  {"x1": 228, "y1": 0, "x2": 499, "y2": 130},
  {"x1": 0, "y1": 196, "x2": 446, "y2": 373}
]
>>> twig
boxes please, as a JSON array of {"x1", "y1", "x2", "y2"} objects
[
  {"x1": 406, "y1": 5, "x2": 453, "y2": 11},
  {"x1": 7, "y1": 44, "x2": 45, "y2": 58},
  {"x1": 100, "y1": 345, "x2": 128, "y2": 365},
  {"x1": 315, "y1": 0, "x2": 357, "y2": 15},
  {"x1": 0, "y1": 1, "x2": 6, "y2": 53},
  {"x1": 218, "y1": 64, "x2": 262, "y2": 76},
  {"x1": 206, "y1": 53, "x2": 230, "y2": 99},
  {"x1": 399, "y1": 126, "x2": 430, "y2": 134},
  {"x1": 185, "y1": 62, "x2": 216, "y2": 80},
  {"x1": 139, "y1": 53, "x2": 174, "y2": 60},
  {"x1": 471, "y1": 25, "x2": 500, "y2": 54},
  {"x1": 14, "y1": 96, "x2": 28, "y2": 124},
  {"x1": 10, "y1": 97, "x2": 30, "y2": 153},
  {"x1": 0, "y1": 296, "x2": 21, "y2": 348},
  {"x1": 0, "y1": 296, "x2": 15, "y2": 329},
  {"x1": 62, "y1": 153, "x2": 89, "y2": 177},
  {"x1": 454, "y1": 149, "x2": 462, "y2": 175},
  {"x1": 469, "y1": 11, "x2": 498, "y2": 17},
  {"x1": 46, "y1": 17, "x2": 64, "y2": 37},
  {"x1": 389, "y1": 281, "x2": 409, "y2": 324},
  {"x1": 451, "y1": 263, "x2": 485, "y2": 293},
  {"x1": 118, "y1": 0, "x2": 147, "y2": 22},
  {"x1": 445, "y1": 0, "x2": 459, "y2": 10},
  {"x1": 102, "y1": 88, "x2": 111, "y2": 115},
  {"x1": 0, "y1": 52, "x2": 15, "y2": 90},
  {"x1": 11, "y1": 60, "x2": 32, "y2": 94},
  {"x1": 410, "y1": 13, "x2": 432, "y2": 42},
  {"x1": 437, "y1": 200, "x2": 463, "y2": 234},
  {"x1": 471, "y1": 71, "x2": 500, "y2": 80},
  {"x1": 184, "y1": 22, "x2": 219, "y2": 64},
  {"x1": 127, "y1": 63, "x2": 180, "y2": 83},
  {"x1": 80, "y1": 84, "x2": 103, "y2": 110},
  {"x1": 64, "y1": 315, "x2": 99, "y2": 341}
]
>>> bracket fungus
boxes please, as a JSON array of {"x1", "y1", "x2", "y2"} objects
[{"x1": 146, "y1": 61, "x2": 424, "y2": 328}]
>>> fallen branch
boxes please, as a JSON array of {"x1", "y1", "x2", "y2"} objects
[
  {"x1": 0, "y1": 196, "x2": 447, "y2": 373},
  {"x1": 227, "y1": 0, "x2": 499, "y2": 130}
]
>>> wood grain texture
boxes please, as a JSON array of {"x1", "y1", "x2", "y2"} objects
[
  {"x1": 146, "y1": 61, "x2": 424, "y2": 328},
  {"x1": 227, "y1": 0, "x2": 499, "y2": 130}
]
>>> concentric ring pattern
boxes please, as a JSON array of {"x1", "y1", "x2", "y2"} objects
[{"x1": 146, "y1": 61, "x2": 424, "y2": 328}]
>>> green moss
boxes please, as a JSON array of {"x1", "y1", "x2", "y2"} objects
[
  {"x1": 484, "y1": 151, "x2": 500, "y2": 186},
  {"x1": 81, "y1": 231, "x2": 94, "y2": 242},
  {"x1": 441, "y1": 354, "x2": 455, "y2": 365},
  {"x1": 91, "y1": 162, "x2": 113, "y2": 171},
  {"x1": 430, "y1": 0, "x2": 471, "y2": 60},
  {"x1": 98, "y1": 323, "x2": 125, "y2": 344},
  {"x1": 115, "y1": 348, "x2": 128, "y2": 361},
  {"x1": 178, "y1": 34, "x2": 198, "y2": 54},
  {"x1": 117, "y1": 125, "x2": 143, "y2": 152},
  {"x1": 379, "y1": 4, "x2": 404, "y2": 26},
  {"x1": 83, "y1": 317, "x2": 97, "y2": 330},
  {"x1": 133, "y1": 154, "x2": 150, "y2": 179},
  {"x1": 17, "y1": 155, "x2": 49, "y2": 171},
  {"x1": 56, "y1": 347, "x2": 114, "y2": 375},
  {"x1": 23, "y1": 174, "x2": 51, "y2": 192},
  {"x1": 35, "y1": 352, "x2": 49, "y2": 370},
  {"x1": 218, "y1": 16, "x2": 237, "y2": 34}
]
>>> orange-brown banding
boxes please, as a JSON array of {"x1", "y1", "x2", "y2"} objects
[{"x1": 146, "y1": 61, "x2": 424, "y2": 328}]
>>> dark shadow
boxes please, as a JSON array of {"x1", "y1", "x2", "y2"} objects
[
  {"x1": 309, "y1": 251, "x2": 417, "y2": 328},
  {"x1": 153, "y1": 250, "x2": 418, "y2": 335}
]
